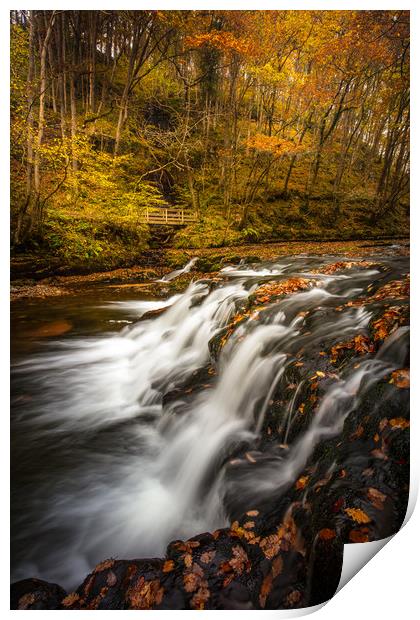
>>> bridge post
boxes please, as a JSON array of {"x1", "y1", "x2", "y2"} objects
[{"x1": 165, "y1": 209, "x2": 168, "y2": 224}]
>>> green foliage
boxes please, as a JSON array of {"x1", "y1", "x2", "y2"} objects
[
  {"x1": 173, "y1": 214, "x2": 242, "y2": 248},
  {"x1": 42, "y1": 210, "x2": 150, "y2": 269},
  {"x1": 10, "y1": 23, "x2": 28, "y2": 115}
]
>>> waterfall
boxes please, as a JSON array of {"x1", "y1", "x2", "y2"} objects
[{"x1": 11, "y1": 256, "x2": 409, "y2": 589}]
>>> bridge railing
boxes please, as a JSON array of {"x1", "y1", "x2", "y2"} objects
[{"x1": 140, "y1": 208, "x2": 198, "y2": 225}]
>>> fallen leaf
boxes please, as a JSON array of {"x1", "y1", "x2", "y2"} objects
[
  {"x1": 344, "y1": 508, "x2": 371, "y2": 524},
  {"x1": 127, "y1": 577, "x2": 164, "y2": 609},
  {"x1": 244, "y1": 521, "x2": 255, "y2": 529},
  {"x1": 349, "y1": 529, "x2": 370, "y2": 543},
  {"x1": 318, "y1": 528, "x2": 336, "y2": 541},
  {"x1": 200, "y1": 551, "x2": 216, "y2": 565},
  {"x1": 191, "y1": 585, "x2": 210, "y2": 610},
  {"x1": 390, "y1": 369, "x2": 409, "y2": 388},
  {"x1": 184, "y1": 553, "x2": 193, "y2": 568},
  {"x1": 62, "y1": 592, "x2": 80, "y2": 607},
  {"x1": 367, "y1": 487, "x2": 386, "y2": 510},
  {"x1": 18, "y1": 593, "x2": 37, "y2": 609},
  {"x1": 389, "y1": 418, "x2": 410, "y2": 429},
  {"x1": 184, "y1": 571, "x2": 201, "y2": 593},
  {"x1": 260, "y1": 533, "x2": 281, "y2": 559},
  {"x1": 246, "y1": 509, "x2": 259, "y2": 517},
  {"x1": 94, "y1": 558, "x2": 115, "y2": 573},
  {"x1": 229, "y1": 545, "x2": 250, "y2": 573},
  {"x1": 295, "y1": 475, "x2": 309, "y2": 490},
  {"x1": 163, "y1": 560, "x2": 175, "y2": 573}
]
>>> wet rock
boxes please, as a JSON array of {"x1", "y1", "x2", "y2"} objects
[{"x1": 11, "y1": 578, "x2": 67, "y2": 609}]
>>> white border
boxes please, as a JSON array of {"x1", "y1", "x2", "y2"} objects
[{"x1": 3, "y1": 1, "x2": 417, "y2": 617}]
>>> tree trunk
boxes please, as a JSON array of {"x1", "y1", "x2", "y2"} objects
[{"x1": 29, "y1": 10, "x2": 57, "y2": 233}]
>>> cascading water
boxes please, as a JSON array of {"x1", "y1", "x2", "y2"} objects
[
  {"x1": 11, "y1": 253, "x2": 409, "y2": 590},
  {"x1": 156, "y1": 256, "x2": 199, "y2": 282}
]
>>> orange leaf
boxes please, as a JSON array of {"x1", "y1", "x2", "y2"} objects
[
  {"x1": 163, "y1": 560, "x2": 175, "y2": 573},
  {"x1": 244, "y1": 521, "x2": 255, "y2": 529},
  {"x1": 94, "y1": 558, "x2": 115, "y2": 573},
  {"x1": 390, "y1": 369, "x2": 409, "y2": 388},
  {"x1": 184, "y1": 571, "x2": 201, "y2": 593},
  {"x1": 349, "y1": 529, "x2": 369, "y2": 543},
  {"x1": 184, "y1": 553, "x2": 193, "y2": 568},
  {"x1": 344, "y1": 508, "x2": 371, "y2": 524},
  {"x1": 295, "y1": 475, "x2": 309, "y2": 490},
  {"x1": 246, "y1": 509, "x2": 259, "y2": 517},
  {"x1": 389, "y1": 417, "x2": 410, "y2": 429},
  {"x1": 62, "y1": 592, "x2": 80, "y2": 607},
  {"x1": 318, "y1": 528, "x2": 336, "y2": 541},
  {"x1": 260, "y1": 533, "x2": 281, "y2": 560}
]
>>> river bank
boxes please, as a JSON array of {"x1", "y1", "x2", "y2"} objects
[{"x1": 11, "y1": 238, "x2": 409, "y2": 301}]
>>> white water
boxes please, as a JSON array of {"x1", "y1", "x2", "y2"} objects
[
  {"x1": 220, "y1": 263, "x2": 290, "y2": 278},
  {"x1": 156, "y1": 256, "x2": 199, "y2": 282},
  {"x1": 12, "y1": 258, "x2": 408, "y2": 588}
]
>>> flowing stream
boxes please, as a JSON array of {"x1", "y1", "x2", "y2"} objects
[{"x1": 11, "y1": 252, "x2": 409, "y2": 589}]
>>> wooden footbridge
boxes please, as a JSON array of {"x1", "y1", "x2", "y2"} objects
[{"x1": 140, "y1": 207, "x2": 198, "y2": 225}]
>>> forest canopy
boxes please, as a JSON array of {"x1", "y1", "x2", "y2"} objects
[{"x1": 10, "y1": 10, "x2": 409, "y2": 270}]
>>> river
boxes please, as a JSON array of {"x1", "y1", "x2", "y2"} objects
[{"x1": 11, "y1": 249, "x2": 409, "y2": 591}]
